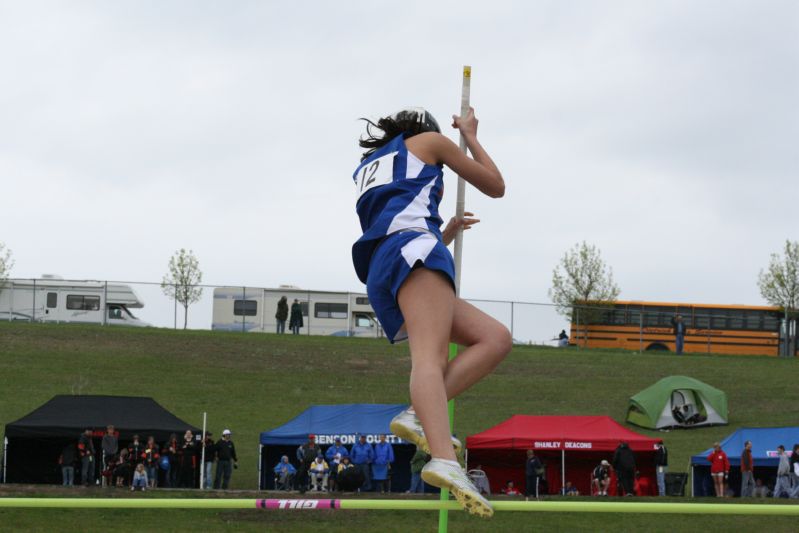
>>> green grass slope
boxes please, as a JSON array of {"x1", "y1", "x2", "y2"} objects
[{"x1": 1, "y1": 322, "x2": 798, "y2": 532}]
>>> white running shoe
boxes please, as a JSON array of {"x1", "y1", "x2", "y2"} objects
[
  {"x1": 389, "y1": 408, "x2": 463, "y2": 455},
  {"x1": 421, "y1": 459, "x2": 493, "y2": 518}
]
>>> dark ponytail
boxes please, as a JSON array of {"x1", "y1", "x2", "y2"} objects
[{"x1": 358, "y1": 109, "x2": 441, "y2": 161}]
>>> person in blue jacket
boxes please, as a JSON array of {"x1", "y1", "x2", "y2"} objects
[
  {"x1": 273, "y1": 455, "x2": 296, "y2": 491},
  {"x1": 350, "y1": 435, "x2": 375, "y2": 491},
  {"x1": 372, "y1": 434, "x2": 395, "y2": 493},
  {"x1": 325, "y1": 437, "x2": 350, "y2": 462}
]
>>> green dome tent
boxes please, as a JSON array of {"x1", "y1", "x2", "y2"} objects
[{"x1": 626, "y1": 376, "x2": 728, "y2": 430}]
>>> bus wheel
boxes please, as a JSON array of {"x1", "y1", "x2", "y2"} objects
[{"x1": 645, "y1": 343, "x2": 670, "y2": 352}]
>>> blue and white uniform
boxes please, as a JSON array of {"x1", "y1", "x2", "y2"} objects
[{"x1": 352, "y1": 133, "x2": 455, "y2": 343}]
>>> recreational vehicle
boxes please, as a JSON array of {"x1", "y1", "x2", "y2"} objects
[
  {"x1": 0, "y1": 276, "x2": 150, "y2": 327},
  {"x1": 212, "y1": 286, "x2": 382, "y2": 338}
]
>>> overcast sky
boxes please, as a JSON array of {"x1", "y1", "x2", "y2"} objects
[{"x1": 1, "y1": 1, "x2": 797, "y2": 333}]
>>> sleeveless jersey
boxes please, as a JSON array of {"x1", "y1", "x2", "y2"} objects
[{"x1": 352, "y1": 133, "x2": 445, "y2": 283}]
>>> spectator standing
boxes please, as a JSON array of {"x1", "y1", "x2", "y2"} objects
[
  {"x1": 101, "y1": 425, "x2": 118, "y2": 486},
  {"x1": 274, "y1": 456, "x2": 297, "y2": 490},
  {"x1": 202, "y1": 432, "x2": 216, "y2": 489},
  {"x1": 289, "y1": 299, "x2": 304, "y2": 334},
  {"x1": 670, "y1": 314, "x2": 686, "y2": 355},
  {"x1": 214, "y1": 429, "x2": 238, "y2": 489},
  {"x1": 372, "y1": 434, "x2": 394, "y2": 493},
  {"x1": 654, "y1": 442, "x2": 668, "y2": 496},
  {"x1": 525, "y1": 449, "x2": 542, "y2": 500},
  {"x1": 127, "y1": 435, "x2": 144, "y2": 485},
  {"x1": 707, "y1": 442, "x2": 730, "y2": 498},
  {"x1": 131, "y1": 463, "x2": 148, "y2": 491},
  {"x1": 275, "y1": 296, "x2": 289, "y2": 334},
  {"x1": 59, "y1": 442, "x2": 77, "y2": 487},
  {"x1": 407, "y1": 446, "x2": 429, "y2": 494},
  {"x1": 162, "y1": 433, "x2": 179, "y2": 488},
  {"x1": 789, "y1": 444, "x2": 799, "y2": 489},
  {"x1": 177, "y1": 430, "x2": 197, "y2": 488},
  {"x1": 773, "y1": 445, "x2": 792, "y2": 498},
  {"x1": 325, "y1": 437, "x2": 349, "y2": 463},
  {"x1": 350, "y1": 435, "x2": 375, "y2": 492},
  {"x1": 613, "y1": 442, "x2": 636, "y2": 496},
  {"x1": 740, "y1": 440, "x2": 755, "y2": 497},
  {"x1": 296, "y1": 434, "x2": 322, "y2": 493},
  {"x1": 77, "y1": 428, "x2": 96, "y2": 486},
  {"x1": 142, "y1": 436, "x2": 161, "y2": 488}
]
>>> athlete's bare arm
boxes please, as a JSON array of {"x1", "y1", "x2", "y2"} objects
[{"x1": 405, "y1": 107, "x2": 504, "y2": 198}]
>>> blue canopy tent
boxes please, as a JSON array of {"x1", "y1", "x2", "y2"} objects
[
  {"x1": 690, "y1": 427, "x2": 799, "y2": 497},
  {"x1": 258, "y1": 404, "x2": 417, "y2": 491}
]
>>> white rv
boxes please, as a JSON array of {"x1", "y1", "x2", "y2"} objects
[
  {"x1": 212, "y1": 286, "x2": 382, "y2": 338},
  {"x1": 0, "y1": 276, "x2": 150, "y2": 327}
]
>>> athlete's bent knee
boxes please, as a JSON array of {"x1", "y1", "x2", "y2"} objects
[{"x1": 488, "y1": 324, "x2": 513, "y2": 360}]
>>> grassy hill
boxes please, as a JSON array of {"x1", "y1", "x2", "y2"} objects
[{"x1": 1, "y1": 322, "x2": 798, "y2": 532}]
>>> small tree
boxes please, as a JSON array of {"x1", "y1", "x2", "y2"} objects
[
  {"x1": 549, "y1": 241, "x2": 621, "y2": 345},
  {"x1": 161, "y1": 248, "x2": 203, "y2": 330},
  {"x1": 0, "y1": 241, "x2": 13, "y2": 295},
  {"x1": 758, "y1": 240, "x2": 799, "y2": 357}
]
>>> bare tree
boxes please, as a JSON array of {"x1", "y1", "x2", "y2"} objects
[
  {"x1": 0, "y1": 241, "x2": 13, "y2": 295},
  {"x1": 758, "y1": 240, "x2": 799, "y2": 357},
  {"x1": 161, "y1": 248, "x2": 203, "y2": 329},
  {"x1": 549, "y1": 241, "x2": 620, "y2": 345}
]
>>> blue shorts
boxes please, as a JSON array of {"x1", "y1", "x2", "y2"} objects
[{"x1": 366, "y1": 231, "x2": 455, "y2": 343}]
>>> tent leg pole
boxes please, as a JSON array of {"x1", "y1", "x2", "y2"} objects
[
  {"x1": 200, "y1": 412, "x2": 207, "y2": 489},
  {"x1": 2, "y1": 436, "x2": 7, "y2": 484},
  {"x1": 258, "y1": 445, "x2": 263, "y2": 490},
  {"x1": 561, "y1": 450, "x2": 565, "y2": 495}
]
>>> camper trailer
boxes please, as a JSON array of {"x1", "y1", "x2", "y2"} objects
[
  {"x1": 212, "y1": 286, "x2": 381, "y2": 338},
  {"x1": 0, "y1": 276, "x2": 150, "y2": 327}
]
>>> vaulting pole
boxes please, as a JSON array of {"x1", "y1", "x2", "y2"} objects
[{"x1": 439, "y1": 65, "x2": 471, "y2": 533}]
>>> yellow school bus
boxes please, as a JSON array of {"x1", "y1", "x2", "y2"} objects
[{"x1": 569, "y1": 300, "x2": 784, "y2": 356}]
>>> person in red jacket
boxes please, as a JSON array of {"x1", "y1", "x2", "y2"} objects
[{"x1": 707, "y1": 442, "x2": 730, "y2": 497}]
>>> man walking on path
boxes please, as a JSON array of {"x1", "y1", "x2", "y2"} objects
[
  {"x1": 773, "y1": 445, "x2": 792, "y2": 498},
  {"x1": 740, "y1": 440, "x2": 755, "y2": 497}
]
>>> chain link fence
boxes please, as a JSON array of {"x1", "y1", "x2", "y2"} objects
[{"x1": 1, "y1": 277, "x2": 796, "y2": 355}]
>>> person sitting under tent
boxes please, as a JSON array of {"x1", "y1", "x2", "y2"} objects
[
  {"x1": 336, "y1": 456, "x2": 364, "y2": 492},
  {"x1": 501, "y1": 480, "x2": 521, "y2": 496},
  {"x1": 563, "y1": 481, "x2": 579, "y2": 496},
  {"x1": 592, "y1": 460, "x2": 612, "y2": 496},
  {"x1": 309, "y1": 455, "x2": 330, "y2": 491},
  {"x1": 273, "y1": 455, "x2": 296, "y2": 491}
]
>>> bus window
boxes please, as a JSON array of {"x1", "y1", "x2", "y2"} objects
[
  {"x1": 745, "y1": 311, "x2": 763, "y2": 330},
  {"x1": 763, "y1": 313, "x2": 780, "y2": 331},
  {"x1": 728, "y1": 310, "x2": 745, "y2": 330},
  {"x1": 710, "y1": 309, "x2": 728, "y2": 329}
]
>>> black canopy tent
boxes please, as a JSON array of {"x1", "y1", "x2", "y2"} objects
[{"x1": 3, "y1": 395, "x2": 200, "y2": 484}]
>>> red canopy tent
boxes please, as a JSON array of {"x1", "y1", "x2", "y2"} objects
[{"x1": 466, "y1": 415, "x2": 662, "y2": 496}]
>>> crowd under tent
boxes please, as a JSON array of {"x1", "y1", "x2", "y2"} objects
[
  {"x1": 466, "y1": 415, "x2": 662, "y2": 496},
  {"x1": 258, "y1": 404, "x2": 417, "y2": 491},
  {"x1": 3, "y1": 395, "x2": 200, "y2": 484}
]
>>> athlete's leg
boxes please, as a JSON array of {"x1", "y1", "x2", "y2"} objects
[
  {"x1": 397, "y1": 268, "x2": 457, "y2": 462},
  {"x1": 443, "y1": 298, "x2": 512, "y2": 399}
]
